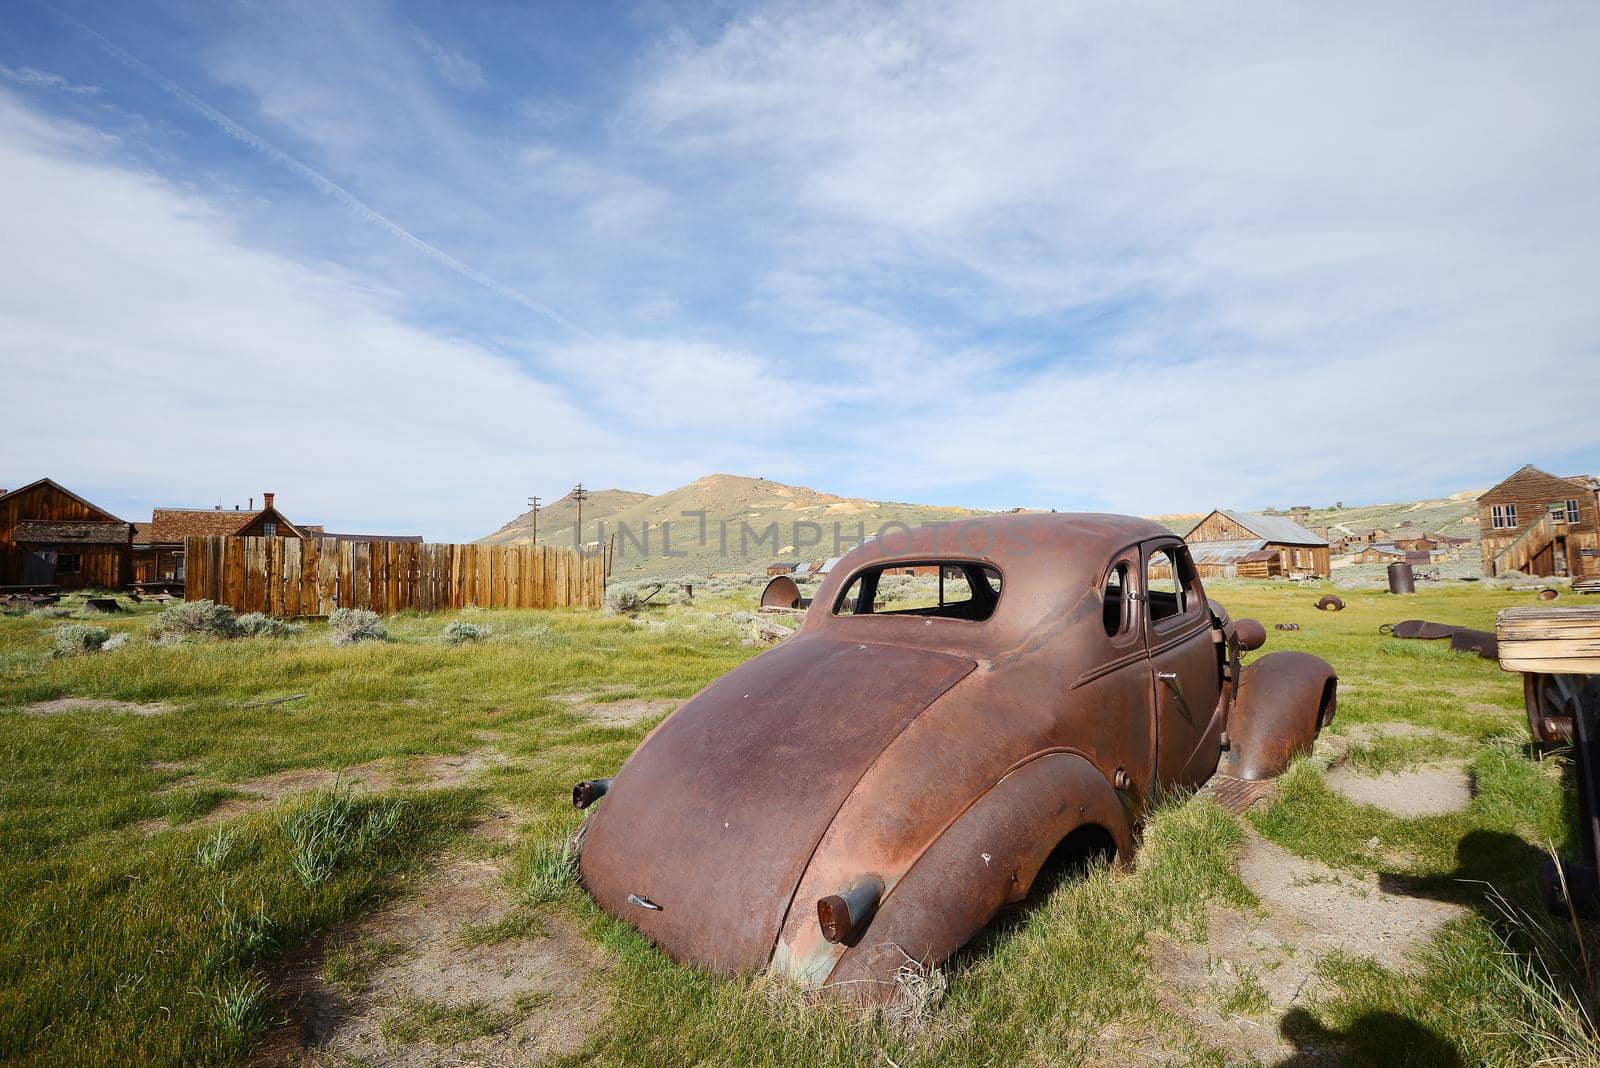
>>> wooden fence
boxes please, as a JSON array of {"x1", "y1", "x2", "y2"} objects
[{"x1": 183, "y1": 536, "x2": 605, "y2": 615}]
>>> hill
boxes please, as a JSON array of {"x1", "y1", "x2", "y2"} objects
[
  {"x1": 479, "y1": 488, "x2": 650, "y2": 547},
  {"x1": 1149, "y1": 494, "x2": 1482, "y2": 543},
  {"x1": 478, "y1": 473, "x2": 980, "y2": 580},
  {"x1": 480, "y1": 476, "x2": 1490, "y2": 581}
]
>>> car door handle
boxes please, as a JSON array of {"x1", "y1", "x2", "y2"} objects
[{"x1": 1157, "y1": 672, "x2": 1179, "y2": 682}]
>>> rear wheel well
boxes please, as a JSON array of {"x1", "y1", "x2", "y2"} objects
[
  {"x1": 1025, "y1": 823, "x2": 1118, "y2": 905},
  {"x1": 1318, "y1": 676, "x2": 1338, "y2": 728}
]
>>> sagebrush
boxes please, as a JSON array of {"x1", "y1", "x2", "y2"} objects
[{"x1": 328, "y1": 608, "x2": 386, "y2": 645}]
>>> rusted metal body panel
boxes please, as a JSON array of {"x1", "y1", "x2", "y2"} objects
[
  {"x1": 578, "y1": 637, "x2": 975, "y2": 974},
  {"x1": 575, "y1": 513, "x2": 1336, "y2": 996},
  {"x1": 1220, "y1": 651, "x2": 1336, "y2": 780}
]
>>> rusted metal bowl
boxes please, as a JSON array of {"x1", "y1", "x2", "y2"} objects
[
  {"x1": 1315, "y1": 595, "x2": 1345, "y2": 612},
  {"x1": 1538, "y1": 588, "x2": 1560, "y2": 602}
]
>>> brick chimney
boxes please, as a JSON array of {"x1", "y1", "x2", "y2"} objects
[{"x1": 263, "y1": 492, "x2": 275, "y2": 511}]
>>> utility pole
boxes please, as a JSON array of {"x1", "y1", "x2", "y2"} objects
[
  {"x1": 526, "y1": 496, "x2": 540, "y2": 545},
  {"x1": 572, "y1": 483, "x2": 589, "y2": 549}
]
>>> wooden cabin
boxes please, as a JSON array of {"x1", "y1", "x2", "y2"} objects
[
  {"x1": 133, "y1": 492, "x2": 310, "y2": 585},
  {"x1": 1478, "y1": 465, "x2": 1600, "y2": 578},
  {"x1": 1392, "y1": 535, "x2": 1438, "y2": 552},
  {"x1": 0, "y1": 478, "x2": 131, "y2": 590},
  {"x1": 132, "y1": 491, "x2": 421, "y2": 584},
  {"x1": 1186, "y1": 510, "x2": 1331, "y2": 578}
]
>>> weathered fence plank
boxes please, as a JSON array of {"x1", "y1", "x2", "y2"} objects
[{"x1": 184, "y1": 535, "x2": 603, "y2": 616}]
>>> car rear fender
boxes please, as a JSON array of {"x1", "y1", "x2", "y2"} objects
[
  {"x1": 1219, "y1": 651, "x2": 1337, "y2": 780},
  {"x1": 821, "y1": 751, "x2": 1131, "y2": 1000}
]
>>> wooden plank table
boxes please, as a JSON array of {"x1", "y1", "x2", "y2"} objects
[{"x1": 1498, "y1": 606, "x2": 1600, "y2": 914}]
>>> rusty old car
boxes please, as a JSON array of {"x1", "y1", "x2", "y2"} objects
[{"x1": 572, "y1": 513, "x2": 1337, "y2": 997}]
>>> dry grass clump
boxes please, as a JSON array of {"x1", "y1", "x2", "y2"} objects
[
  {"x1": 443, "y1": 620, "x2": 492, "y2": 644},
  {"x1": 156, "y1": 599, "x2": 240, "y2": 639},
  {"x1": 328, "y1": 607, "x2": 386, "y2": 645},
  {"x1": 234, "y1": 612, "x2": 303, "y2": 638},
  {"x1": 51, "y1": 623, "x2": 109, "y2": 656}
]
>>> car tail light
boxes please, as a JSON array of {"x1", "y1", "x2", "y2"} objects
[
  {"x1": 817, "y1": 876, "x2": 884, "y2": 944},
  {"x1": 572, "y1": 777, "x2": 612, "y2": 809}
]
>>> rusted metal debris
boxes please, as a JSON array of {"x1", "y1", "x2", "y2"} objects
[
  {"x1": 1275, "y1": 623, "x2": 1300, "y2": 631},
  {"x1": 1316, "y1": 594, "x2": 1345, "y2": 612},
  {"x1": 1538, "y1": 588, "x2": 1561, "y2": 602},
  {"x1": 1382, "y1": 620, "x2": 1455, "y2": 640},
  {"x1": 573, "y1": 514, "x2": 1336, "y2": 999},
  {"x1": 1449, "y1": 628, "x2": 1498, "y2": 660},
  {"x1": 1380, "y1": 619, "x2": 1497, "y2": 660},
  {"x1": 760, "y1": 574, "x2": 805, "y2": 610}
]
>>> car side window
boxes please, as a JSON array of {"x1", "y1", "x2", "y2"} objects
[
  {"x1": 1103, "y1": 562, "x2": 1130, "y2": 636},
  {"x1": 1145, "y1": 548, "x2": 1185, "y2": 623}
]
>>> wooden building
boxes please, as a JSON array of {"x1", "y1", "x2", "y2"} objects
[
  {"x1": 1186, "y1": 510, "x2": 1331, "y2": 578},
  {"x1": 1391, "y1": 535, "x2": 1438, "y2": 552},
  {"x1": 133, "y1": 492, "x2": 420, "y2": 584},
  {"x1": 1353, "y1": 543, "x2": 1438, "y2": 567},
  {"x1": 1478, "y1": 465, "x2": 1600, "y2": 578},
  {"x1": 0, "y1": 478, "x2": 132, "y2": 590},
  {"x1": 133, "y1": 492, "x2": 309, "y2": 584}
]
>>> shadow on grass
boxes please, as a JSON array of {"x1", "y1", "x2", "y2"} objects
[
  {"x1": 1377, "y1": 829, "x2": 1548, "y2": 909},
  {"x1": 1276, "y1": 1006, "x2": 1462, "y2": 1067}
]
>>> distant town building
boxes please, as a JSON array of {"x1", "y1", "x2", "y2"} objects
[
  {"x1": 0, "y1": 478, "x2": 131, "y2": 590},
  {"x1": 1185, "y1": 510, "x2": 1331, "y2": 579},
  {"x1": 1478, "y1": 464, "x2": 1600, "y2": 578}
]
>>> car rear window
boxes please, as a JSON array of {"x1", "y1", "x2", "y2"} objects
[{"x1": 833, "y1": 561, "x2": 1002, "y2": 622}]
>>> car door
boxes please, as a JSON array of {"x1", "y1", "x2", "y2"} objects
[
  {"x1": 1142, "y1": 540, "x2": 1223, "y2": 788},
  {"x1": 1071, "y1": 545, "x2": 1158, "y2": 798}
]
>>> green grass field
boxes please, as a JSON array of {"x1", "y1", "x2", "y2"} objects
[{"x1": 1, "y1": 582, "x2": 1595, "y2": 1066}]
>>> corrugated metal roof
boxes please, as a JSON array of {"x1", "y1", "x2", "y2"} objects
[
  {"x1": 1186, "y1": 539, "x2": 1268, "y2": 565},
  {"x1": 1217, "y1": 510, "x2": 1328, "y2": 546}
]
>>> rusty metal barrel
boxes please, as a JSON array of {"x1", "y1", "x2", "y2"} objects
[{"x1": 1387, "y1": 561, "x2": 1415, "y2": 595}]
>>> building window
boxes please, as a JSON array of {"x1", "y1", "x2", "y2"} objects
[
  {"x1": 58, "y1": 553, "x2": 82, "y2": 573},
  {"x1": 1569, "y1": 499, "x2": 1582, "y2": 524},
  {"x1": 1491, "y1": 505, "x2": 1504, "y2": 529},
  {"x1": 263, "y1": 521, "x2": 277, "y2": 538},
  {"x1": 1553, "y1": 502, "x2": 1569, "y2": 524}
]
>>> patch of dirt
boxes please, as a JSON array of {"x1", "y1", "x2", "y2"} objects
[
  {"x1": 572, "y1": 699, "x2": 677, "y2": 726},
  {"x1": 167, "y1": 747, "x2": 508, "y2": 827},
  {"x1": 1152, "y1": 832, "x2": 1465, "y2": 1063},
  {"x1": 1324, "y1": 762, "x2": 1474, "y2": 817},
  {"x1": 22, "y1": 697, "x2": 173, "y2": 717},
  {"x1": 551, "y1": 688, "x2": 678, "y2": 726},
  {"x1": 257, "y1": 825, "x2": 606, "y2": 1066},
  {"x1": 1340, "y1": 721, "x2": 1458, "y2": 744}
]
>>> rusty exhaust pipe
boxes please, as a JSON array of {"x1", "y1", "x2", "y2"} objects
[
  {"x1": 572, "y1": 777, "x2": 612, "y2": 810},
  {"x1": 1234, "y1": 618, "x2": 1267, "y2": 652},
  {"x1": 817, "y1": 875, "x2": 884, "y2": 945}
]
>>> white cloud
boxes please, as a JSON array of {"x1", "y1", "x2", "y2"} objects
[
  {"x1": 634, "y1": 1, "x2": 1600, "y2": 510},
  {"x1": 0, "y1": 91, "x2": 638, "y2": 541},
  {"x1": 0, "y1": 64, "x2": 100, "y2": 96}
]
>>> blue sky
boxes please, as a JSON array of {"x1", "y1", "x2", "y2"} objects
[{"x1": 2, "y1": 1, "x2": 1597, "y2": 541}]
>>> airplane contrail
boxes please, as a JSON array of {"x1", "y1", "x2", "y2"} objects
[{"x1": 46, "y1": 5, "x2": 598, "y2": 342}]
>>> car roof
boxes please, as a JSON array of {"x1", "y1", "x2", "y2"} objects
[{"x1": 803, "y1": 513, "x2": 1180, "y2": 656}]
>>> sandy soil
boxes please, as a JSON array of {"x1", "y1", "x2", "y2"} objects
[
  {"x1": 551, "y1": 688, "x2": 679, "y2": 726},
  {"x1": 1152, "y1": 832, "x2": 1466, "y2": 1064},
  {"x1": 23, "y1": 697, "x2": 173, "y2": 716},
  {"x1": 257, "y1": 820, "x2": 606, "y2": 1066},
  {"x1": 1324, "y1": 762, "x2": 1474, "y2": 817}
]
